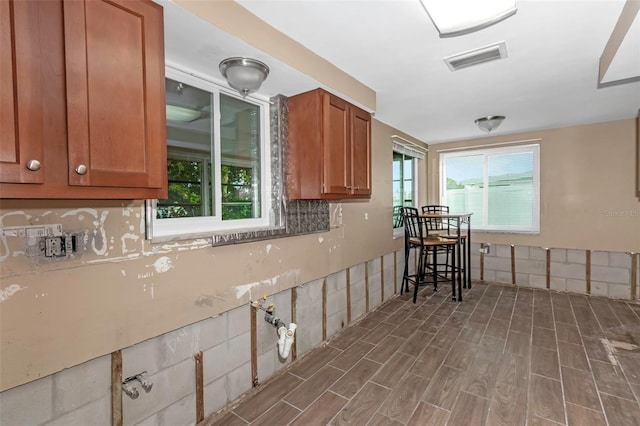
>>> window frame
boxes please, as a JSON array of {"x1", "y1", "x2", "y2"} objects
[
  {"x1": 392, "y1": 151, "x2": 419, "y2": 238},
  {"x1": 146, "y1": 67, "x2": 272, "y2": 240},
  {"x1": 439, "y1": 143, "x2": 540, "y2": 234}
]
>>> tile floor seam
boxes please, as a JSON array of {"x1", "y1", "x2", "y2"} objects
[{"x1": 547, "y1": 290, "x2": 570, "y2": 426}]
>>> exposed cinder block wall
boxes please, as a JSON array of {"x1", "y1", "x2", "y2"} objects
[
  {"x1": 477, "y1": 243, "x2": 638, "y2": 300},
  {"x1": 0, "y1": 250, "x2": 404, "y2": 426}
]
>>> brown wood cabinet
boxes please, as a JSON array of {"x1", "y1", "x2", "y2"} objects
[
  {"x1": 0, "y1": 0, "x2": 167, "y2": 199},
  {"x1": 287, "y1": 88, "x2": 371, "y2": 200}
]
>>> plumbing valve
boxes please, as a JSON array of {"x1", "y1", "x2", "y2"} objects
[
  {"x1": 135, "y1": 371, "x2": 153, "y2": 392},
  {"x1": 122, "y1": 382, "x2": 139, "y2": 399},
  {"x1": 122, "y1": 371, "x2": 153, "y2": 399}
]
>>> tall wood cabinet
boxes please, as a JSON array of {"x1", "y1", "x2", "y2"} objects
[
  {"x1": 287, "y1": 88, "x2": 371, "y2": 200},
  {"x1": 0, "y1": 0, "x2": 167, "y2": 199}
]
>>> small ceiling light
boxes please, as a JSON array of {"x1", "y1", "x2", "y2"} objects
[
  {"x1": 420, "y1": 0, "x2": 517, "y2": 38},
  {"x1": 219, "y1": 57, "x2": 270, "y2": 97},
  {"x1": 475, "y1": 116, "x2": 505, "y2": 133},
  {"x1": 166, "y1": 105, "x2": 201, "y2": 122}
]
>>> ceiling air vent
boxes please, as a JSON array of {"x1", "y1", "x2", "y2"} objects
[{"x1": 444, "y1": 41, "x2": 508, "y2": 71}]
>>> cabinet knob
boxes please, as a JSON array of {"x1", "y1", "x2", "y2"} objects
[
  {"x1": 75, "y1": 164, "x2": 88, "y2": 175},
  {"x1": 26, "y1": 159, "x2": 41, "y2": 171}
]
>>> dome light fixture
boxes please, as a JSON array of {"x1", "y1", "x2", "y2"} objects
[
  {"x1": 219, "y1": 57, "x2": 270, "y2": 97},
  {"x1": 475, "y1": 115, "x2": 505, "y2": 133}
]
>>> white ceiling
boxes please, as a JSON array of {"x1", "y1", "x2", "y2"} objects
[{"x1": 160, "y1": 0, "x2": 640, "y2": 144}]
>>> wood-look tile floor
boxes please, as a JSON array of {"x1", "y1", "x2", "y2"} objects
[{"x1": 203, "y1": 282, "x2": 640, "y2": 426}]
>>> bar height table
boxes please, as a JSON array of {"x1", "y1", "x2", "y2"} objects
[{"x1": 419, "y1": 212, "x2": 472, "y2": 301}]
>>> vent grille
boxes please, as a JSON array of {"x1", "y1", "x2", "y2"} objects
[{"x1": 444, "y1": 41, "x2": 508, "y2": 71}]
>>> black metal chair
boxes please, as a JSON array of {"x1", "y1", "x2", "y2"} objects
[
  {"x1": 421, "y1": 205, "x2": 468, "y2": 290},
  {"x1": 401, "y1": 207, "x2": 457, "y2": 303}
]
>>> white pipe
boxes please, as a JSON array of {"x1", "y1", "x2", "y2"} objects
[{"x1": 277, "y1": 322, "x2": 297, "y2": 359}]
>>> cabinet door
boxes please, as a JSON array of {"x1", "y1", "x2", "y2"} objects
[
  {"x1": 322, "y1": 92, "x2": 350, "y2": 195},
  {"x1": 350, "y1": 106, "x2": 371, "y2": 196},
  {"x1": 63, "y1": 0, "x2": 166, "y2": 189},
  {"x1": 0, "y1": 0, "x2": 44, "y2": 184}
]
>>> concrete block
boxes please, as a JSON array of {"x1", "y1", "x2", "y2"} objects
[
  {"x1": 591, "y1": 265, "x2": 630, "y2": 285},
  {"x1": 529, "y1": 247, "x2": 547, "y2": 261},
  {"x1": 0, "y1": 376, "x2": 53, "y2": 426},
  {"x1": 160, "y1": 324, "x2": 204, "y2": 369},
  {"x1": 515, "y1": 273, "x2": 529, "y2": 286},
  {"x1": 550, "y1": 277, "x2": 567, "y2": 292},
  {"x1": 53, "y1": 355, "x2": 110, "y2": 416},
  {"x1": 550, "y1": 248, "x2": 566, "y2": 263},
  {"x1": 367, "y1": 257, "x2": 381, "y2": 276},
  {"x1": 350, "y1": 278, "x2": 366, "y2": 304},
  {"x1": 471, "y1": 254, "x2": 481, "y2": 269},
  {"x1": 258, "y1": 348, "x2": 276, "y2": 383},
  {"x1": 514, "y1": 246, "x2": 530, "y2": 260},
  {"x1": 198, "y1": 315, "x2": 227, "y2": 351},
  {"x1": 515, "y1": 259, "x2": 547, "y2": 275},
  {"x1": 326, "y1": 270, "x2": 346, "y2": 294},
  {"x1": 567, "y1": 249, "x2": 587, "y2": 264},
  {"x1": 123, "y1": 358, "x2": 194, "y2": 426},
  {"x1": 608, "y1": 283, "x2": 631, "y2": 300},
  {"x1": 227, "y1": 364, "x2": 251, "y2": 402},
  {"x1": 326, "y1": 312, "x2": 347, "y2": 340},
  {"x1": 159, "y1": 394, "x2": 195, "y2": 426},
  {"x1": 203, "y1": 377, "x2": 227, "y2": 416},
  {"x1": 550, "y1": 262, "x2": 585, "y2": 281},
  {"x1": 591, "y1": 251, "x2": 609, "y2": 266},
  {"x1": 495, "y1": 271, "x2": 513, "y2": 285},
  {"x1": 122, "y1": 336, "x2": 162, "y2": 377},
  {"x1": 529, "y1": 275, "x2": 547, "y2": 289},
  {"x1": 471, "y1": 268, "x2": 482, "y2": 281},
  {"x1": 609, "y1": 252, "x2": 632, "y2": 268},
  {"x1": 133, "y1": 414, "x2": 159, "y2": 426},
  {"x1": 349, "y1": 263, "x2": 366, "y2": 284},
  {"x1": 383, "y1": 265, "x2": 395, "y2": 300},
  {"x1": 484, "y1": 256, "x2": 512, "y2": 273},
  {"x1": 351, "y1": 295, "x2": 366, "y2": 323},
  {"x1": 369, "y1": 289, "x2": 382, "y2": 310},
  {"x1": 496, "y1": 244, "x2": 512, "y2": 258},
  {"x1": 202, "y1": 342, "x2": 229, "y2": 384},
  {"x1": 45, "y1": 396, "x2": 110, "y2": 426},
  {"x1": 227, "y1": 304, "x2": 250, "y2": 339},
  {"x1": 482, "y1": 270, "x2": 496, "y2": 282},
  {"x1": 383, "y1": 252, "x2": 395, "y2": 270},
  {"x1": 273, "y1": 291, "x2": 292, "y2": 323},
  {"x1": 566, "y1": 279, "x2": 587, "y2": 295},
  {"x1": 326, "y1": 289, "x2": 346, "y2": 317},
  {"x1": 591, "y1": 281, "x2": 608, "y2": 297},
  {"x1": 228, "y1": 333, "x2": 251, "y2": 371},
  {"x1": 296, "y1": 322, "x2": 322, "y2": 356},
  {"x1": 470, "y1": 242, "x2": 482, "y2": 252}
]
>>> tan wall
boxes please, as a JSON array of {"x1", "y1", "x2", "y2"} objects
[
  {"x1": 428, "y1": 119, "x2": 640, "y2": 252},
  {"x1": 0, "y1": 118, "x2": 425, "y2": 391}
]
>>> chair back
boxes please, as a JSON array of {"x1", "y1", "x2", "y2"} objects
[
  {"x1": 421, "y1": 205, "x2": 450, "y2": 233},
  {"x1": 400, "y1": 207, "x2": 424, "y2": 241}
]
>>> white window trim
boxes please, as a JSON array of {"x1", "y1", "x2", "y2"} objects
[
  {"x1": 392, "y1": 150, "x2": 420, "y2": 239},
  {"x1": 146, "y1": 67, "x2": 272, "y2": 240},
  {"x1": 439, "y1": 143, "x2": 540, "y2": 234}
]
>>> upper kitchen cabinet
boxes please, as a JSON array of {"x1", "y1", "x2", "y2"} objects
[
  {"x1": 288, "y1": 88, "x2": 371, "y2": 200},
  {"x1": 0, "y1": 0, "x2": 167, "y2": 199}
]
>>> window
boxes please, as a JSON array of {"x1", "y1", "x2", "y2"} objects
[
  {"x1": 147, "y1": 68, "x2": 271, "y2": 239},
  {"x1": 440, "y1": 144, "x2": 540, "y2": 233},
  {"x1": 392, "y1": 151, "x2": 417, "y2": 228}
]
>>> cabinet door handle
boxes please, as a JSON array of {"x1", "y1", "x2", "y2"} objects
[
  {"x1": 75, "y1": 164, "x2": 88, "y2": 175},
  {"x1": 26, "y1": 159, "x2": 41, "y2": 171}
]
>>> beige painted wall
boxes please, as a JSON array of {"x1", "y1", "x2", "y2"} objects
[
  {"x1": 0, "y1": 119, "x2": 425, "y2": 391},
  {"x1": 427, "y1": 119, "x2": 640, "y2": 252}
]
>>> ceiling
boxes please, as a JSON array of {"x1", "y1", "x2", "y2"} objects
[{"x1": 160, "y1": 0, "x2": 640, "y2": 144}]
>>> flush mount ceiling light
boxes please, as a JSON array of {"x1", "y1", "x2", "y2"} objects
[
  {"x1": 166, "y1": 104, "x2": 201, "y2": 122},
  {"x1": 475, "y1": 115, "x2": 505, "y2": 133},
  {"x1": 219, "y1": 57, "x2": 270, "y2": 97},
  {"x1": 419, "y1": 0, "x2": 517, "y2": 37}
]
